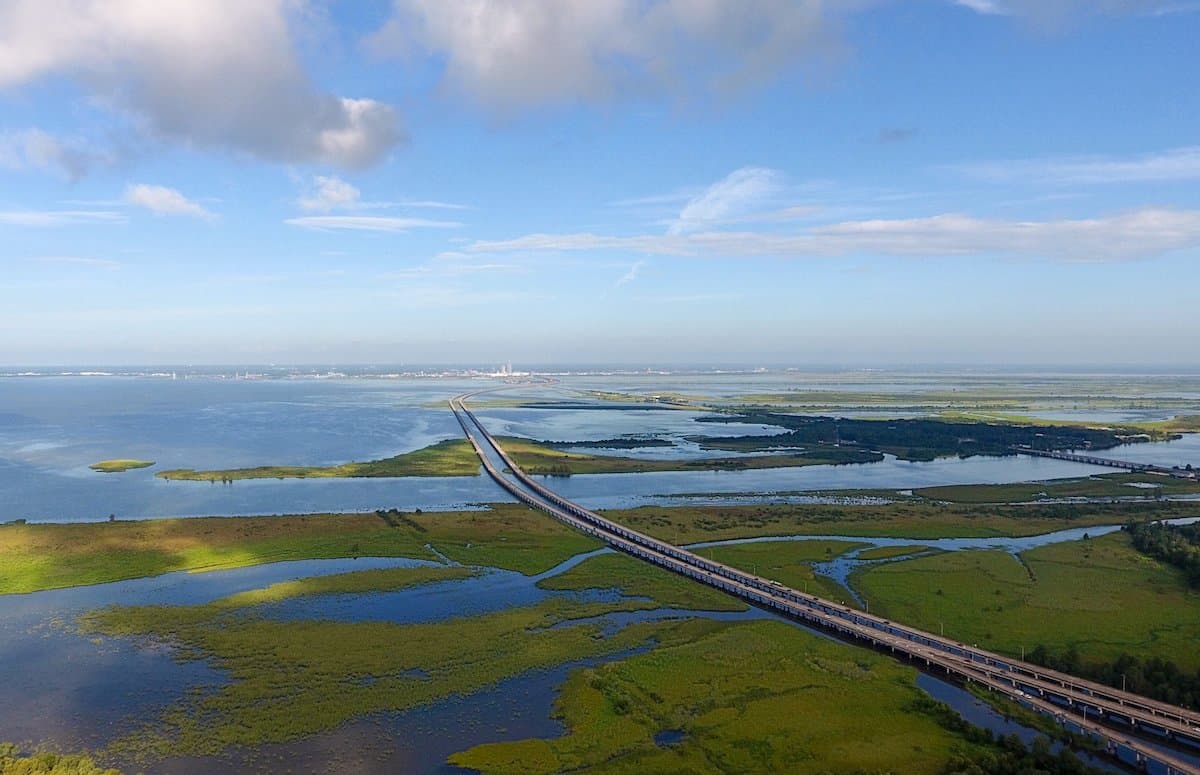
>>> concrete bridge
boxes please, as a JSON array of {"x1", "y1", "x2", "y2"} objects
[{"x1": 1015, "y1": 446, "x2": 1198, "y2": 480}]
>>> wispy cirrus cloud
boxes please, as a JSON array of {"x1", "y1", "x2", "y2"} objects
[
  {"x1": 949, "y1": 0, "x2": 1195, "y2": 19},
  {"x1": 471, "y1": 207, "x2": 1200, "y2": 263},
  {"x1": 30, "y1": 255, "x2": 121, "y2": 270},
  {"x1": 398, "y1": 200, "x2": 471, "y2": 210},
  {"x1": 951, "y1": 0, "x2": 1008, "y2": 15},
  {"x1": 0, "y1": 209, "x2": 126, "y2": 227},
  {"x1": 615, "y1": 260, "x2": 645, "y2": 287},
  {"x1": 297, "y1": 176, "x2": 471, "y2": 213},
  {"x1": 285, "y1": 215, "x2": 461, "y2": 233},
  {"x1": 955, "y1": 146, "x2": 1200, "y2": 185},
  {"x1": 669, "y1": 167, "x2": 783, "y2": 234},
  {"x1": 124, "y1": 184, "x2": 213, "y2": 218}
]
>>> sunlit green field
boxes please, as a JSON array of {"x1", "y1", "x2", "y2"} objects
[
  {"x1": 854, "y1": 532, "x2": 1200, "y2": 669},
  {"x1": 600, "y1": 500, "x2": 1198, "y2": 543},
  {"x1": 0, "y1": 505, "x2": 600, "y2": 594},
  {"x1": 449, "y1": 619, "x2": 965, "y2": 775},
  {"x1": 914, "y1": 473, "x2": 1200, "y2": 503}
]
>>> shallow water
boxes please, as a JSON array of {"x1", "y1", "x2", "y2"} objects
[
  {"x1": 0, "y1": 557, "x2": 448, "y2": 754},
  {"x1": 5, "y1": 376, "x2": 1197, "y2": 522},
  {"x1": 1072, "y1": 433, "x2": 1200, "y2": 469}
]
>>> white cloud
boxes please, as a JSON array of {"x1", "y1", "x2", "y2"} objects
[
  {"x1": 950, "y1": 0, "x2": 1194, "y2": 23},
  {"x1": 0, "y1": 128, "x2": 111, "y2": 180},
  {"x1": 398, "y1": 200, "x2": 471, "y2": 210},
  {"x1": 956, "y1": 146, "x2": 1200, "y2": 185},
  {"x1": 297, "y1": 177, "x2": 470, "y2": 214},
  {"x1": 471, "y1": 207, "x2": 1200, "y2": 263},
  {"x1": 369, "y1": 0, "x2": 859, "y2": 112},
  {"x1": 30, "y1": 255, "x2": 121, "y2": 270},
  {"x1": 0, "y1": 1, "x2": 402, "y2": 168},
  {"x1": 0, "y1": 209, "x2": 126, "y2": 226},
  {"x1": 123, "y1": 184, "x2": 212, "y2": 218},
  {"x1": 670, "y1": 167, "x2": 782, "y2": 234},
  {"x1": 616, "y1": 260, "x2": 645, "y2": 287},
  {"x1": 299, "y1": 176, "x2": 361, "y2": 212},
  {"x1": 951, "y1": 0, "x2": 1008, "y2": 14},
  {"x1": 285, "y1": 215, "x2": 462, "y2": 233}
]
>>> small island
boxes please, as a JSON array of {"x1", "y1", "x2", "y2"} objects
[{"x1": 90, "y1": 459, "x2": 155, "y2": 473}]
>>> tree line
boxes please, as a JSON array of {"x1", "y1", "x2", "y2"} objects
[
  {"x1": 697, "y1": 412, "x2": 1128, "y2": 462},
  {"x1": 1026, "y1": 644, "x2": 1200, "y2": 712},
  {"x1": 1125, "y1": 518, "x2": 1200, "y2": 588}
]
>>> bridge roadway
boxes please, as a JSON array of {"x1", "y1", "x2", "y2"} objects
[
  {"x1": 451, "y1": 392, "x2": 1200, "y2": 774},
  {"x1": 1015, "y1": 446, "x2": 1198, "y2": 480}
]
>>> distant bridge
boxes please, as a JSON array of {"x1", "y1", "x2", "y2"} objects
[
  {"x1": 1015, "y1": 446, "x2": 1198, "y2": 480},
  {"x1": 453, "y1": 390, "x2": 1200, "y2": 775}
]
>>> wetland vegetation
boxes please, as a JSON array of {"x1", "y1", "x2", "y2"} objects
[
  {"x1": 449, "y1": 619, "x2": 1104, "y2": 775},
  {"x1": 913, "y1": 473, "x2": 1200, "y2": 503},
  {"x1": 1025, "y1": 647, "x2": 1200, "y2": 713},
  {"x1": 599, "y1": 500, "x2": 1200, "y2": 544},
  {"x1": 0, "y1": 505, "x2": 599, "y2": 594},
  {"x1": 0, "y1": 743, "x2": 118, "y2": 775},
  {"x1": 693, "y1": 412, "x2": 1154, "y2": 462},
  {"x1": 8, "y1": 499, "x2": 1190, "y2": 774},
  {"x1": 157, "y1": 438, "x2": 481, "y2": 481},
  {"x1": 852, "y1": 532, "x2": 1200, "y2": 669},
  {"x1": 1125, "y1": 518, "x2": 1200, "y2": 587},
  {"x1": 80, "y1": 590, "x2": 694, "y2": 760},
  {"x1": 536, "y1": 552, "x2": 747, "y2": 612},
  {"x1": 497, "y1": 436, "x2": 880, "y2": 475}
]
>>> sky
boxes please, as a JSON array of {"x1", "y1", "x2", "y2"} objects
[{"x1": 1, "y1": 0, "x2": 1199, "y2": 367}]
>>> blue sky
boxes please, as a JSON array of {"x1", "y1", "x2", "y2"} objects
[{"x1": 2, "y1": 0, "x2": 1198, "y2": 367}]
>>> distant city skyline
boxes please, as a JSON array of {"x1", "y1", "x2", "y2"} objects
[{"x1": 2, "y1": 1, "x2": 1199, "y2": 366}]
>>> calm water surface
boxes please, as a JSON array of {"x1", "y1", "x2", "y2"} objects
[{"x1": 3, "y1": 375, "x2": 1196, "y2": 522}]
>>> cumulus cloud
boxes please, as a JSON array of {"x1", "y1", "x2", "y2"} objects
[
  {"x1": 285, "y1": 215, "x2": 462, "y2": 233},
  {"x1": 368, "y1": 0, "x2": 862, "y2": 112},
  {"x1": 0, "y1": 0, "x2": 403, "y2": 168},
  {"x1": 123, "y1": 184, "x2": 212, "y2": 218},
  {"x1": 470, "y1": 207, "x2": 1200, "y2": 263},
  {"x1": 956, "y1": 146, "x2": 1200, "y2": 185},
  {"x1": 669, "y1": 167, "x2": 783, "y2": 234}
]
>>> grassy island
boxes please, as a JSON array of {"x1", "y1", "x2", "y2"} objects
[
  {"x1": 90, "y1": 459, "x2": 155, "y2": 473},
  {"x1": 157, "y1": 438, "x2": 481, "y2": 481},
  {"x1": 498, "y1": 436, "x2": 880, "y2": 475}
]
